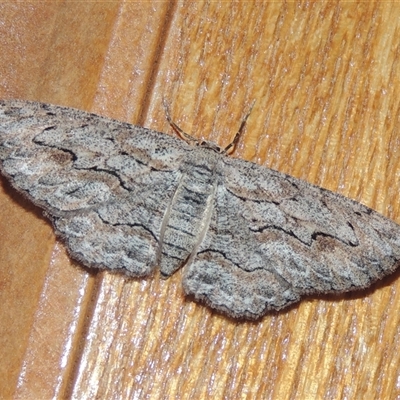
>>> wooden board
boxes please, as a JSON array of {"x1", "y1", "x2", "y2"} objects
[{"x1": 1, "y1": 2, "x2": 400, "y2": 398}]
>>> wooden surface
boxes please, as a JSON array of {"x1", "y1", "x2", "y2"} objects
[{"x1": 1, "y1": 2, "x2": 400, "y2": 399}]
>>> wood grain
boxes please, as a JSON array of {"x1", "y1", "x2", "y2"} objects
[{"x1": 1, "y1": 2, "x2": 400, "y2": 399}]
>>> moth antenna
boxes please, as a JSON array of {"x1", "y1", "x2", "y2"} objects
[{"x1": 223, "y1": 100, "x2": 256, "y2": 154}]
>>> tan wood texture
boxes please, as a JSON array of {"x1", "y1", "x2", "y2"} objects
[{"x1": 1, "y1": 2, "x2": 400, "y2": 399}]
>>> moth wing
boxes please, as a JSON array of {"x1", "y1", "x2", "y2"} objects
[
  {"x1": 183, "y1": 157, "x2": 400, "y2": 318},
  {"x1": 0, "y1": 100, "x2": 191, "y2": 276}
]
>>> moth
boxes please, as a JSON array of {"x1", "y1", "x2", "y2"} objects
[{"x1": 1, "y1": 100, "x2": 399, "y2": 319}]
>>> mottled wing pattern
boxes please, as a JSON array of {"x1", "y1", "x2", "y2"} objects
[
  {"x1": 183, "y1": 157, "x2": 400, "y2": 318},
  {"x1": 0, "y1": 100, "x2": 189, "y2": 276},
  {"x1": 2, "y1": 100, "x2": 400, "y2": 320}
]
